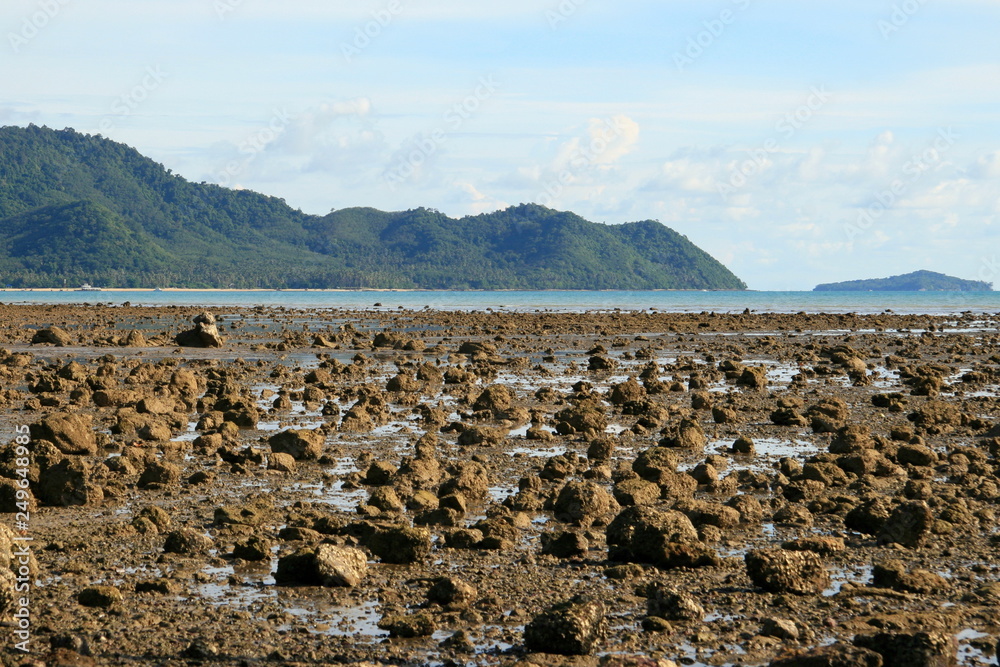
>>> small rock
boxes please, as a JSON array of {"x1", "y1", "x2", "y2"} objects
[
  {"x1": 606, "y1": 506, "x2": 717, "y2": 570},
  {"x1": 761, "y1": 617, "x2": 800, "y2": 641},
  {"x1": 377, "y1": 611, "x2": 436, "y2": 638},
  {"x1": 427, "y1": 577, "x2": 478, "y2": 607},
  {"x1": 769, "y1": 643, "x2": 883, "y2": 667},
  {"x1": 267, "y1": 452, "x2": 297, "y2": 473},
  {"x1": 233, "y1": 536, "x2": 273, "y2": 561},
  {"x1": 541, "y1": 530, "x2": 589, "y2": 558},
  {"x1": 77, "y1": 586, "x2": 122, "y2": 608},
  {"x1": 163, "y1": 528, "x2": 212, "y2": 555},
  {"x1": 645, "y1": 584, "x2": 704, "y2": 621}
]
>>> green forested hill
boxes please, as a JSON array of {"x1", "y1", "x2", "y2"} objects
[
  {"x1": 0, "y1": 125, "x2": 746, "y2": 289},
  {"x1": 814, "y1": 270, "x2": 992, "y2": 292}
]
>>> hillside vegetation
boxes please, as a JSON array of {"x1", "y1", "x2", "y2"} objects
[
  {"x1": 0, "y1": 125, "x2": 746, "y2": 290},
  {"x1": 814, "y1": 270, "x2": 991, "y2": 292}
]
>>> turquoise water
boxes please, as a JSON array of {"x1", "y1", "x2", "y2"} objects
[{"x1": 1, "y1": 289, "x2": 998, "y2": 315}]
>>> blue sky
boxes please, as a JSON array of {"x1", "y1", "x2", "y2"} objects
[{"x1": 3, "y1": 0, "x2": 999, "y2": 289}]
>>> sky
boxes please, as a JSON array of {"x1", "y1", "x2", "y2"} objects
[{"x1": 2, "y1": 0, "x2": 999, "y2": 290}]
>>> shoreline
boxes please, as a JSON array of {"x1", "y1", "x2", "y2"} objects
[{"x1": 0, "y1": 287, "x2": 751, "y2": 293}]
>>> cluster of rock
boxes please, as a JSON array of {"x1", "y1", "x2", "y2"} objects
[{"x1": 2, "y1": 306, "x2": 999, "y2": 665}]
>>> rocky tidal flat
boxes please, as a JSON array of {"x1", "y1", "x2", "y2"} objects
[{"x1": 0, "y1": 304, "x2": 998, "y2": 667}]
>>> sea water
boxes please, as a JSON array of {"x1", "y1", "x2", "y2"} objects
[{"x1": 1, "y1": 289, "x2": 999, "y2": 315}]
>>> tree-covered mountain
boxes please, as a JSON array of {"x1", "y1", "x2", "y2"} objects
[
  {"x1": 0, "y1": 125, "x2": 746, "y2": 290},
  {"x1": 814, "y1": 270, "x2": 992, "y2": 292}
]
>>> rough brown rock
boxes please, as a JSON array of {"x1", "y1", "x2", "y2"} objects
[
  {"x1": 854, "y1": 632, "x2": 957, "y2": 667},
  {"x1": 268, "y1": 428, "x2": 324, "y2": 461},
  {"x1": 523, "y1": 596, "x2": 607, "y2": 656},
  {"x1": 745, "y1": 549, "x2": 831, "y2": 595},
  {"x1": 770, "y1": 643, "x2": 883, "y2": 667},
  {"x1": 29, "y1": 413, "x2": 97, "y2": 456},
  {"x1": 275, "y1": 545, "x2": 368, "y2": 587}
]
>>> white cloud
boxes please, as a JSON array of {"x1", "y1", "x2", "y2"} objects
[
  {"x1": 550, "y1": 114, "x2": 640, "y2": 173},
  {"x1": 455, "y1": 182, "x2": 508, "y2": 215}
]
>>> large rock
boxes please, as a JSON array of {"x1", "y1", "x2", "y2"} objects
[
  {"x1": 553, "y1": 481, "x2": 620, "y2": 528},
  {"x1": 38, "y1": 459, "x2": 103, "y2": 507},
  {"x1": 659, "y1": 418, "x2": 706, "y2": 449},
  {"x1": 368, "y1": 525, "x2": 432, "y2": 564},
  {"x1": 29, "y1": 413, "x2": 96, "y2": 455},
  {"x1": 632, "y1": 447, "x2": 679, "y2": 483},
  {"x1": 138, "y1": 461, "x2": 181, "y2": 489},
  {"x1": 606, "y1": 506, "x2": 717, "y2": 569},
  {"x1": 473, "y1": 385, "x2": 515, "y2": 413},
  {"x1": 268, "y1": 429, "x2": 324, "y2": 461},
  {"x1": 523, "y1": 596, "x2": 607, "y2": 656},
  {"x1": 609, "y1": 378, "x2": 646, "y2": 406},
  {"x1": 31, "y1": 326, "x2": 73, "y2": 347},
  {"x1": 438, "y1": 461, "x2": 490, "y2": 502},
  {"x1": 175, "y1": 311, "x2": 224, "y2": 348},
  {"x1": 854, "y1": 632, "x2": 957, "y2": 667},
  {"x1": 275, "y1": 545, "x2": 368, "y2": 587},
  {"x1": 878, "y1": 500, "x2": 933, "y2": 548},
  {"x1": 745, "y1": 549, "x2": 830, "y2": 595},
  {"x1": 555, "y1": 399, "x2": 608, "y2": 437}
]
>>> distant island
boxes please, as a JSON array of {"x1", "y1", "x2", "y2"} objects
[
  {"x1": 814, "y1": 270, "x2": 992, "y2": 292},
  {"x1": 0, "y1": 125, "x2": 746, "y2": 291}
]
